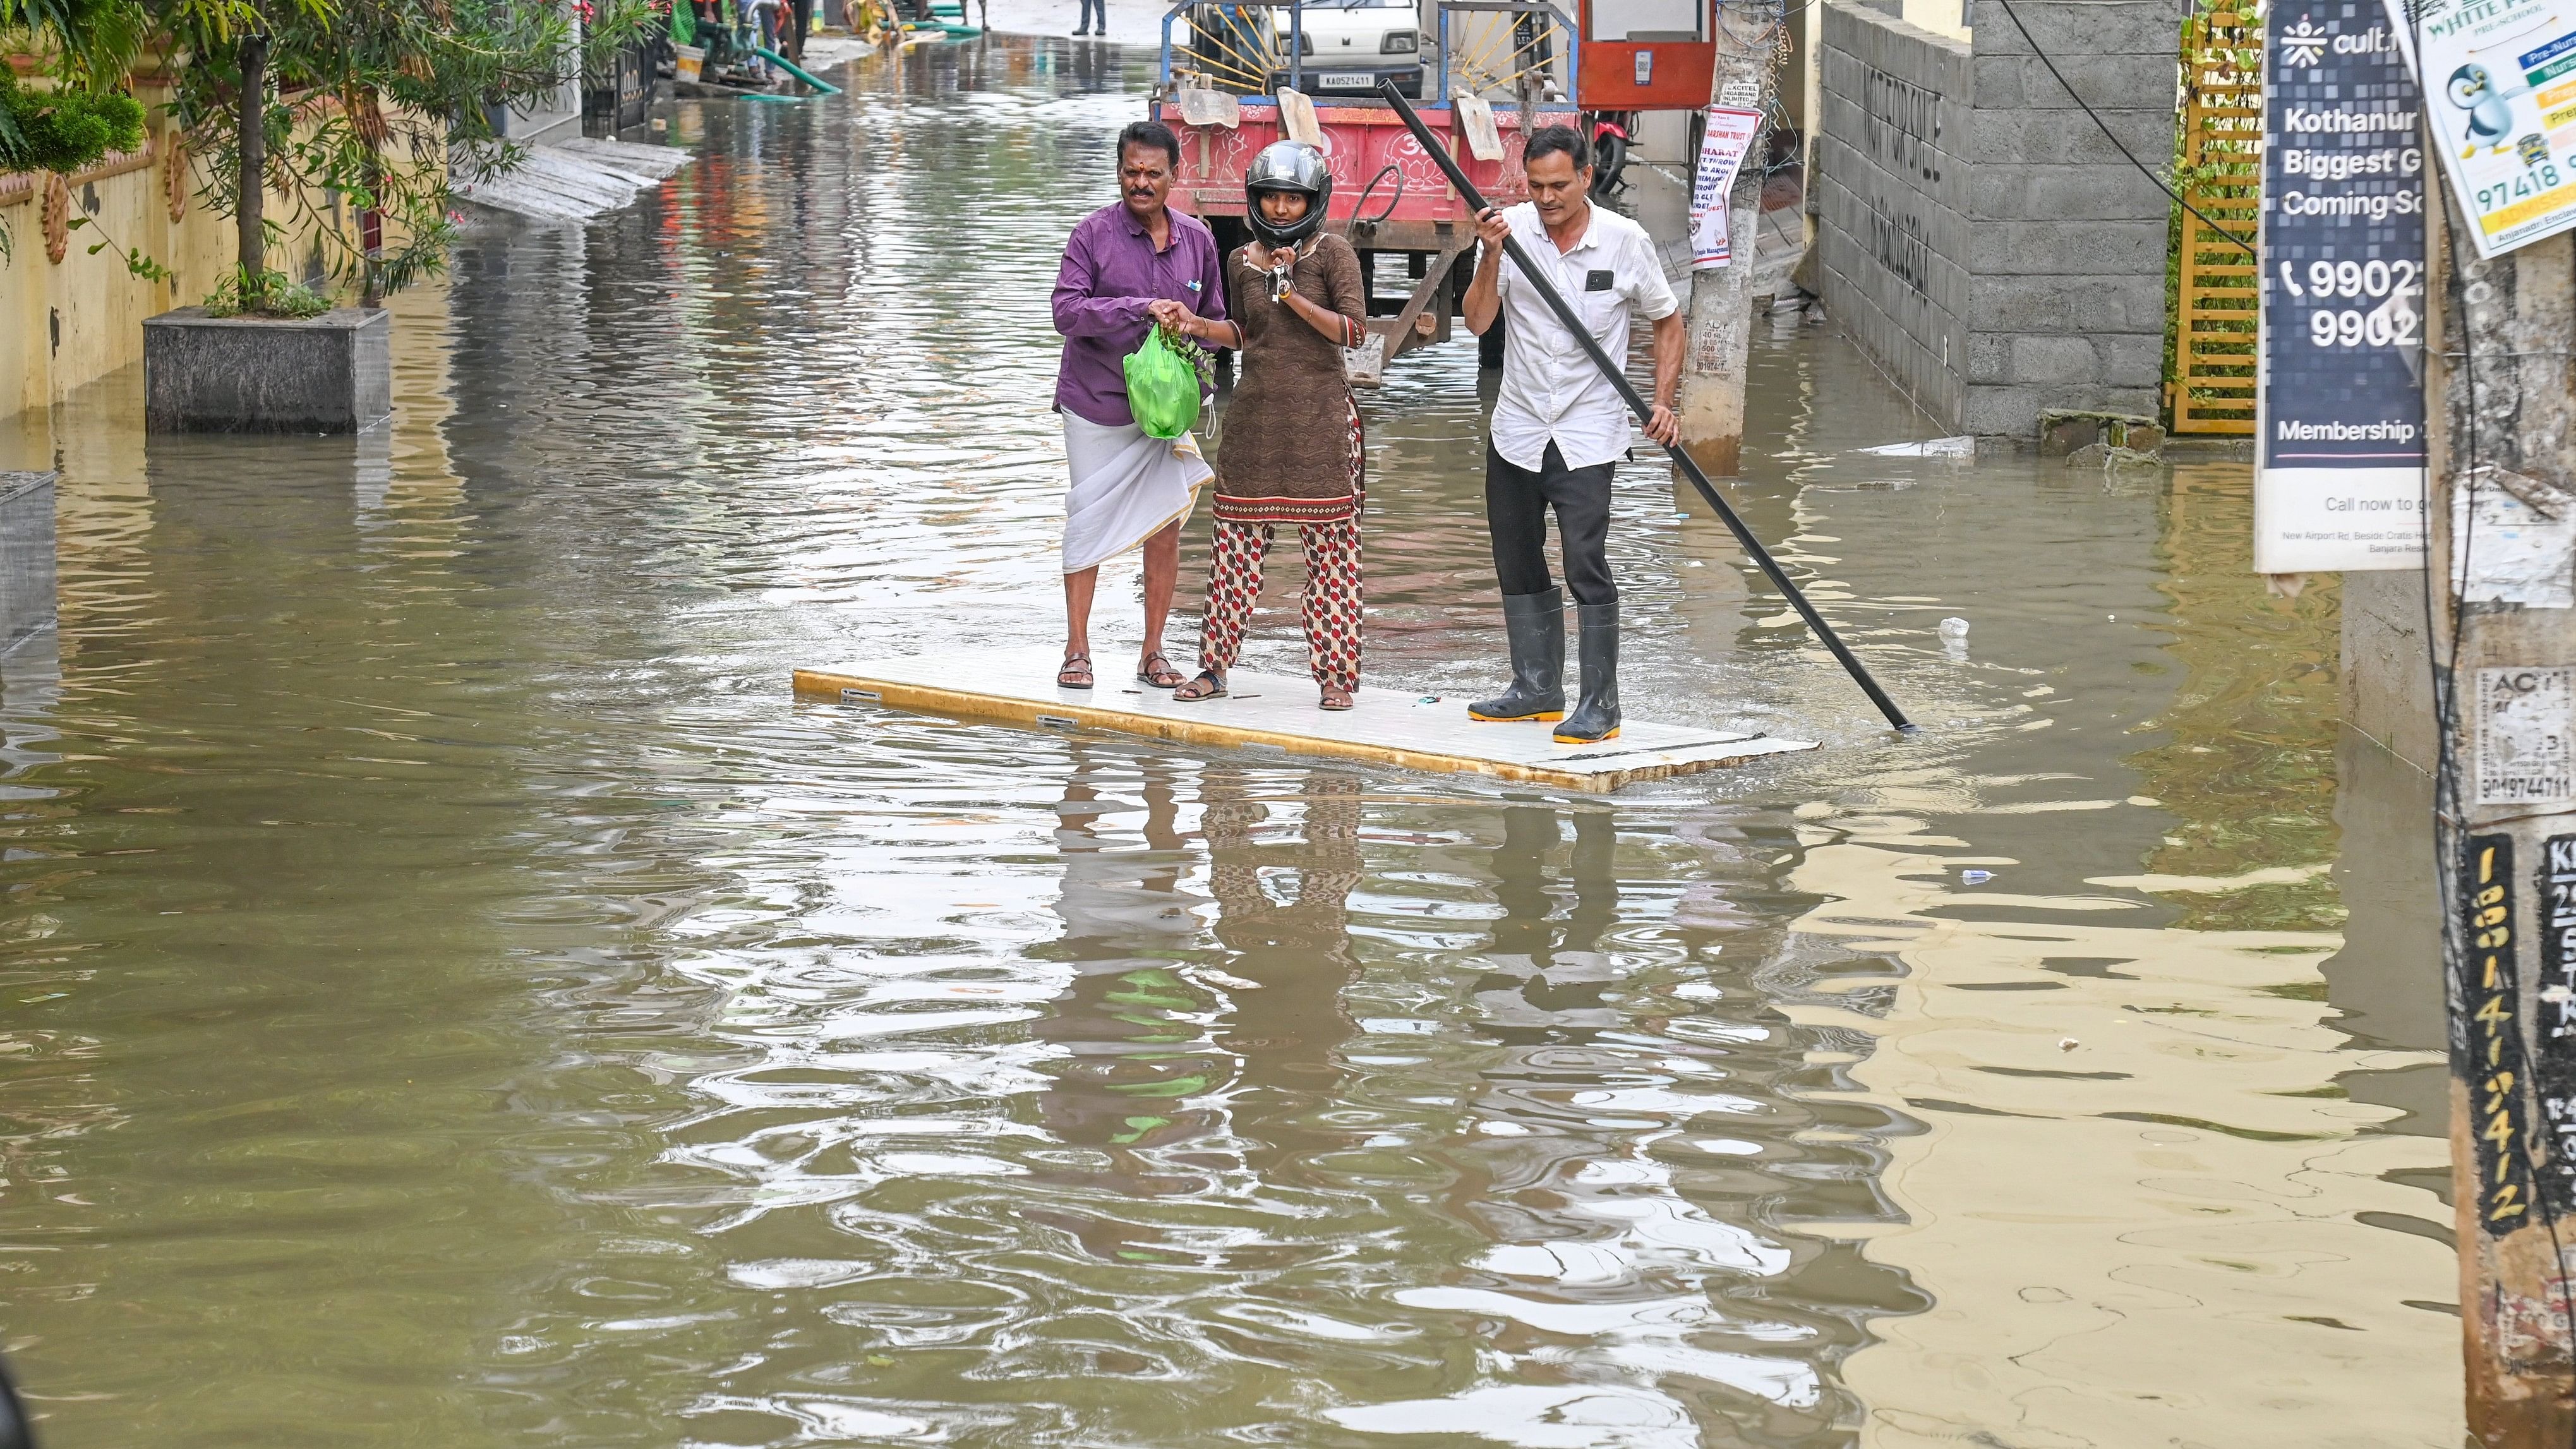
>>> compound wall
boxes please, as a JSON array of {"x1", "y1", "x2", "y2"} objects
[
  {"x1": 1813, "y1": 0, "x2": 2179, "y2": 437},
  {"x1": 1, "y1": 78, "x2": 377, "y2": 424}
]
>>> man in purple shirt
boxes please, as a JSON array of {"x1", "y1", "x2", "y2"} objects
[{"x1": 1050, "y1": 119, "x2": 1232, "y2": 692}]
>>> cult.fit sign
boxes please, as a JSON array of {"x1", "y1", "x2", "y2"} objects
[{"x1": 2252, "y1": 1, "x2": 2430, "y2": 573}]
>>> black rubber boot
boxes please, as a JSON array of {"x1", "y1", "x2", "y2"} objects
[
  {"x1": 1467, "y1": 588, "x2": 1565, "y2": 721},
  {"x1": 1553, "y1": 601, "x2": 1620, "y2": 744}
]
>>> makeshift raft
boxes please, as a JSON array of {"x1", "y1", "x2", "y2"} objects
[{"x1": 793, "y1": 648, "x2": 1817, "y2": 792}]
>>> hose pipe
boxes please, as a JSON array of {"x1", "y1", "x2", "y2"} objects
[{"x1": 752, "y1": 45, "x2": 845, "y2": 93}]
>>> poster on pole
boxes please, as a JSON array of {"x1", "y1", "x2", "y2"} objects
[
  {"x1": 2400, "y1": 0, "x2": 2576, "y2": 256},
  {"x1": 2252, "y1": 1, "x2": 2429, "y2": 573},
  {"x1": 1688, "y1": 105, "x2": 1764, "y2": 270}
]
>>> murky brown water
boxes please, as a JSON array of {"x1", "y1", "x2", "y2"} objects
[{"x1": 0, "y1": 35, "x2": 2457, "y2": 1449}]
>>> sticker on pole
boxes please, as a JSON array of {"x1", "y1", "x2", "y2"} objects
[
  {"x1": 2477, "y1": 666, "x2": 2576, "y2": 804},
  {"x1": 2453, "y1": 465, "x2": 2576, "y2": 608},
  {"x1": 1688, "y1": 106, "x2": 1764, "y2": 270},
  {"x1": 2395, "y1": 0, "x2": 2576, "y2": 257},
  {"x1": 2251, "y1": 1, "x2": 2428, "y2": 573}
]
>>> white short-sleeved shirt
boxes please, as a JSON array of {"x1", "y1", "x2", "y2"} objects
[{"x1": 1489, "y1": 201, "x2": 1680, "y2": 472}]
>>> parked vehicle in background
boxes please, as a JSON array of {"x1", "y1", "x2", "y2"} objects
[
  {"x1": 1157, "y1": 0, "x2": 1735, "y2": 377},
  {"x1": 1265, "y1": 0, "x2": 1424, "y2": 97},
  {"x1": 1585, "y1": 107, "x2": 1637, "y2": 196}
]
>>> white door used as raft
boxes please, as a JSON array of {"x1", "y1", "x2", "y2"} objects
[{"x1": 793, "y1": 647, "x2": 1816, "y2": 793}]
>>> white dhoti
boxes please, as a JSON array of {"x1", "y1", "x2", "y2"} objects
[{"x1": 1061, "y1": 413, "x2": 1211, "y2": 575}]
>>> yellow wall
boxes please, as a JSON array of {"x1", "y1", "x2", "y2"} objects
[{"x1": 1, "y1": 77, "x2": 366, "y2": 423}]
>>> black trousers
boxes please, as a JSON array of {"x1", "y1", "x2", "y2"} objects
[{"x1": 1486, "y1": 440, "x2": 1616, "y2": 606}]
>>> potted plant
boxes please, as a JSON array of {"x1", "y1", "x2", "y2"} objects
[{"x1": 141, "y1": 0, "x2": 653, "y2": 431}]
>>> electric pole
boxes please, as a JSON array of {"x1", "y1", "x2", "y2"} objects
[
  {"x1": 2425, "y1": 188, "x2": 2576, "y2": 1444},
  {"x1": 1673, "y1": 3, "x2": 1780, "y2": 478}
]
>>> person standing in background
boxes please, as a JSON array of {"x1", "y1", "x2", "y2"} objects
[
  {"x1": 740, "y1": 0, "x2": 778, "y2": 75},
  {"x1": 1073, "y1": 0, "x2": 1105, "y2": 33},
  {"x1": 1050, "y1": 120, "x2": 1231, "y2": 692}
]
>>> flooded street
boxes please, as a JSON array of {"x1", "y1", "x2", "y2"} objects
[{"x1": 0, "y1": 35, "x2": 2459, "y2": 1449}]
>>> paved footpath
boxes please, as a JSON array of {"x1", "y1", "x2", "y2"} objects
[
  {"x1": 805, "y1": 1, "x2": 1162, "y2": 57},
  {"x1": 960, "y1": 0, "x2": 1168, "y2": 48}
]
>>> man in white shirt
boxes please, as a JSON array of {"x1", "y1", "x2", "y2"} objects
[{"x1": 1459, "y1": 125, "x2": 1682, "y2": 745}]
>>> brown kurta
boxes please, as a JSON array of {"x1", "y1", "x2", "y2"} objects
[{"x1": 1213, "y1": 232, "x2": 1366, "y2": 525}]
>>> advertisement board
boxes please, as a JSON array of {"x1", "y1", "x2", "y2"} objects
[
  {"x1": 1687, "y1": 105, "x2": 1764, "y2": 270},
  {"x1": 2252, "y1": 0, "x2": 2430, "y2": 574},
  {"x1": 2402, "y1": 0, "x2": 2576, "y2": 256}
]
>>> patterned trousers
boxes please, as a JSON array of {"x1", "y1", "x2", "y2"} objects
[{"x1": 1198, "y1": 517, "x2": 1364, "y2": 693}]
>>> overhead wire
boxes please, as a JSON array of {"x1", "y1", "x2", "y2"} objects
[{"x1": 1988, "y1": 0, "x2": 2257, "y2": 257}]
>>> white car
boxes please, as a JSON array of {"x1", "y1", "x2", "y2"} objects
[{"x1": 1267, "y1": 0, "x2": 1425, "y2": 97}]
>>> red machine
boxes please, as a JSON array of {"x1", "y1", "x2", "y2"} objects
[
  {"x1": 1154, "y1": 0, "x2": 1723, "y2": 375},
  {"x1": 1575, "y1": 0, "x2": 1714, "y2": 110},
  {"x1": 1157, "y1": 97, "x2": 1574, "y2": 371},
  {"x1": 1576, "y1": 0, "x2": 1714, "y2": 190}
]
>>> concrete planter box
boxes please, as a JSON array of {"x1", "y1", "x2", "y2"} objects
[
  {"x1": 0, "y1": 471, "x2": 57, "y2": 654},
  {"x1": 143, "y1": 306, "x2": 392, "y2": 434}
]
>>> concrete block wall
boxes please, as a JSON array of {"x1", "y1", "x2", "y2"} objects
[
  {"x1": 1958, "y1": 0, "x2": 2180, "y2": 434},
  {"x1": 1814, "y1": 0, "x2": 2181, "y2": 438},
  {"x1": 1814, "y1": 2, "x2": 1973, "y2": 426}
]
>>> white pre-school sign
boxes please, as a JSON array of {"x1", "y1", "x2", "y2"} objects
[{"x1": 2404, "y1": 0, "x2": 2576, "y2": 256}]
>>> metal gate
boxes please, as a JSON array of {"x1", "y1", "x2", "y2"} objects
[
  {"x1": 584, "y1": 37, "x2": 659, "y2": 138},
  {"x1": 2167, "y1": 4, "x2": 2260, "y2": 435}
]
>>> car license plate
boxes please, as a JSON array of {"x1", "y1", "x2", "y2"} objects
[{"x1": 1320, "y1": 72, "x2": 1371, "y2": 86}]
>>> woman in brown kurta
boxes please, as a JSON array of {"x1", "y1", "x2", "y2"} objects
[{"x1": 1175, "y1": 141, "x2": 1369, "y2": 710}]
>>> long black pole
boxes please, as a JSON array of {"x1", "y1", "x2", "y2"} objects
[{"x1": 1379, "y1": 82, "x2": 1917, "y2": 734}]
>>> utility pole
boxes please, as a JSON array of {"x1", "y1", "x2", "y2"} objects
[
  {"x1": 2426, "y1": 184, "x2": 2576, "y2": 1442},
  {"x1": 1673, "y1": 3, "x2": 1780, "y2": 478}
]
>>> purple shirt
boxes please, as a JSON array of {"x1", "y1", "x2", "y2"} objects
[{"x1": 1051, "y1": 201, "x2": 1229, "y2": 428}]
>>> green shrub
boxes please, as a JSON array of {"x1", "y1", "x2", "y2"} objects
[
  {"x1": 0, "y1": 69, "x2": 144, "y2": 176},
  {"x1": 203, "y1": 267, "x2": 335, "y2": 318}
]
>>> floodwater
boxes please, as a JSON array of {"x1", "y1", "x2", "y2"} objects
[{"x1": 0, "y1": 34, "x2": 2459, "y2": 1449}]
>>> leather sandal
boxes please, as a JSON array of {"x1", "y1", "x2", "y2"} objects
[
  {"x1": 1174, "y1": 670, "x2": 1227, "y2": 701},
  {"x1": 1137, "y1": 652, "x2": 1184, "y2": 688},
  {"x1": 1319, "y1": 685, "x2": 1354, "y2": 711},
  {"x1": 1057, "y1": 652, "x2": 1093, "y2": 688}
]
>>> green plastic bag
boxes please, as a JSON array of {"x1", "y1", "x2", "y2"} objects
[{"x1": 1124, "y1": 326, "x2": 1201, "y2": 440}]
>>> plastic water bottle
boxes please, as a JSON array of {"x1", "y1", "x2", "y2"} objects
[{"x1": 1937, "y1": 616, "x2": 1970, "y2": 640}]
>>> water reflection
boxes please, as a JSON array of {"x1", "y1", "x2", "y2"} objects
[
  {"x1": 1472, "y1": 809, "x2": 1620, "y2": 1034},
  {"x1": 0, "y1": 27, "x2": 2460, "y2": 1449},
  {"x1": 1202, "y1": 767, "x2": 1363, "y2": 1174},
  {"x1": 1032, "y1": 752, "x2": 1219, "y2": 1187}
]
